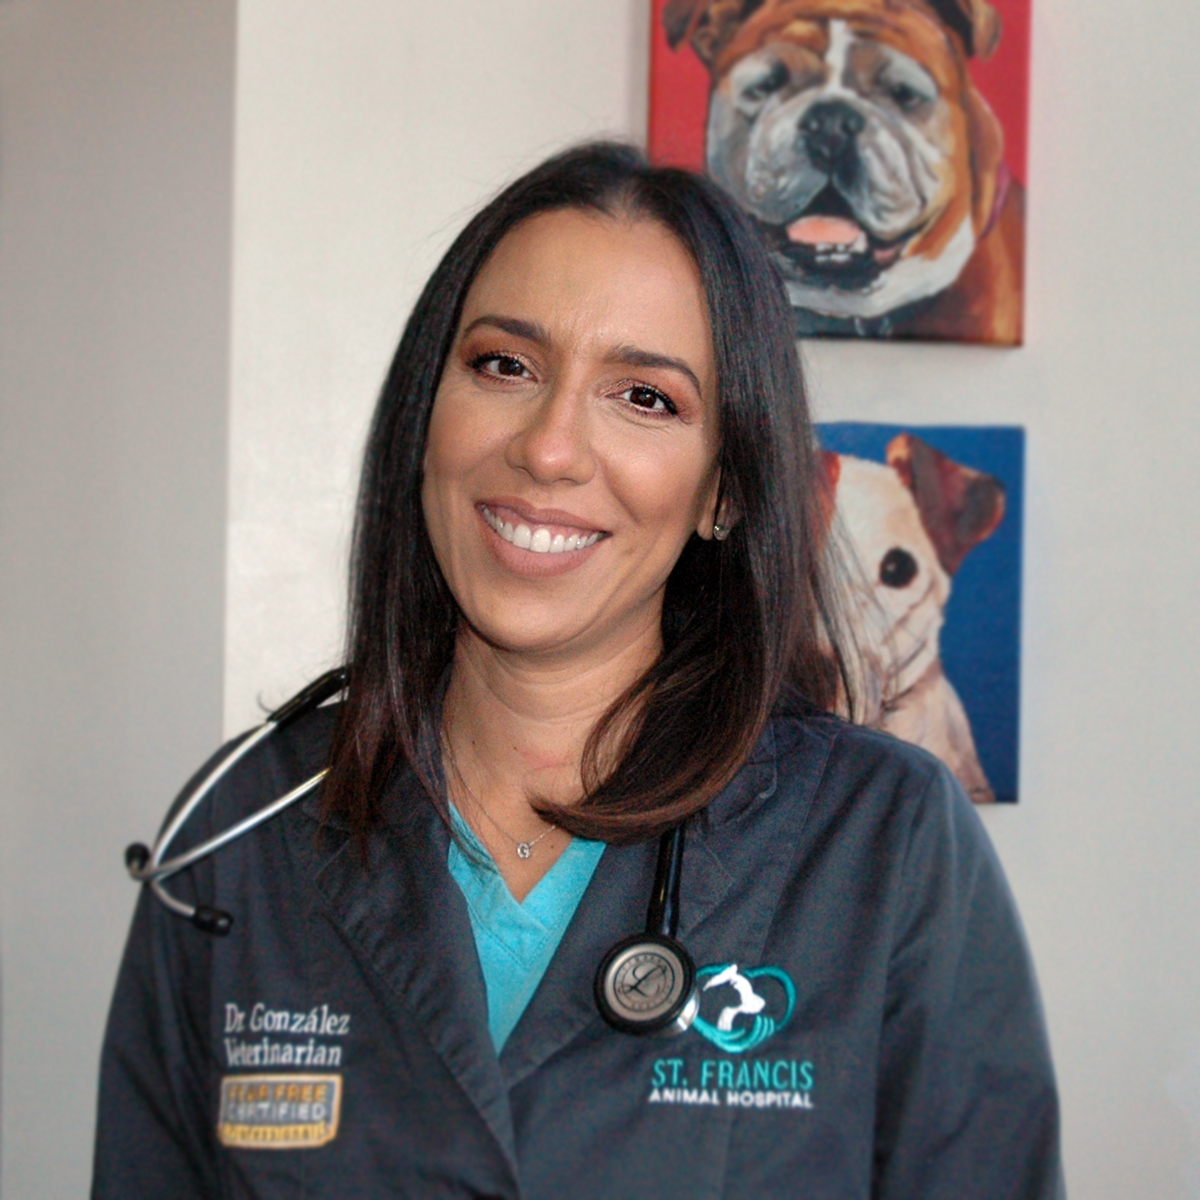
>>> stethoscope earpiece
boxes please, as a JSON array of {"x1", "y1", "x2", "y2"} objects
[
  {"x1": 595, "y1": 931, "x2": 698, "y2": 1036},
  {"x1": 125, "y1": 843, "x2": 150, "y2": 872},
  {"x1": 191, "y1": 905, "x2": 234, "y2": 937}
]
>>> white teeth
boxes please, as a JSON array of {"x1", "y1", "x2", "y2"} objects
[{"x1": 481, "y1": 506, "x2": 601, "y2": 554}]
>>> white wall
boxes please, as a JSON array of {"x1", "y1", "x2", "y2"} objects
[
  {"x1": 0, "y1": 1, "x2": 235, "y2": 1196},
  {"x1": 224, "y1": 0, "x2": 651, "y2": 728},
  {"x1": 2, "y1": 0, "x2": 1198, "y2": 1193}
]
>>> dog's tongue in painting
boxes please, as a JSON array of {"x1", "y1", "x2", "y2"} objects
[{"x1": 786, "y1": 215, "x2": 867, "y2": 258}]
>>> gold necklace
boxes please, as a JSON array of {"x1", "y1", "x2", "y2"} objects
[{"x1": 441, "y1": 733, "x2": 558, "y2": 860}]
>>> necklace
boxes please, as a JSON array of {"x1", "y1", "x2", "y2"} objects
[{"x1": 441, "y1": 733, "x2": 558, "y2": 860}]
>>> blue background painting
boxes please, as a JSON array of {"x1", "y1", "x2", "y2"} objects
[{"x1": 817, "y1": 423, "x2": 1025, "y2": 802}]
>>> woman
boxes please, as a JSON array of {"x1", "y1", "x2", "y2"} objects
[{"x1": 94, "y1": 143, "x2": 1062, "y2": 1197}]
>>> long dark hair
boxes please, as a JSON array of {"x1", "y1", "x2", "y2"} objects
[{"x1": 322, "y1": 141, "x2": 850, "y2": 844}]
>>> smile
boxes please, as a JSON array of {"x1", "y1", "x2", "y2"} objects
[{"x1": 480, "y1": 504, "x2": 604, "y2": 555}]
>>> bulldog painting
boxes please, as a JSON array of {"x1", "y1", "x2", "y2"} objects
[
  {"x1": 654, "y1": 0, "x2": 1029, "y2": 343},
  {"x1": 818, "y1": 424, "x2": 1024, "y2": 802}
]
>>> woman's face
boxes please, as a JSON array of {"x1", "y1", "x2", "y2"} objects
[{"x1": 422, "y1": 208, "x2": 721, "y2": 663}]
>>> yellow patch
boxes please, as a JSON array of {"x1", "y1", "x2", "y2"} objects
[{"x1": 217, "y1": 1074, "x2": 342, "y2": 1150}]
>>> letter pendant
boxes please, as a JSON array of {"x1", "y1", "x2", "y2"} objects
[{"x1": 516, "y1": 842, "x2": 532, "y2": 859}]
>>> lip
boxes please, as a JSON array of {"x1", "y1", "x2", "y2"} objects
[
  {"x1": 476, "y1": 499, "x2": 608, "y2": 578},
  {"x1": 480, "y1": 498, "x2": 608, "y2": 536}
]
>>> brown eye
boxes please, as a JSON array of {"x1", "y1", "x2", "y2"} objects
[
  {"x1": 620, "y1": 384, "x2": 677, "y2": 415},
  {"x1": 471, "y1": 352, "x2": 530, "y2": 379}
]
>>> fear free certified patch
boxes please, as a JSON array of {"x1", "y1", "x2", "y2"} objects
[{"x1": 217, "y1": 1074, "x2": 342, "y2": 1149}]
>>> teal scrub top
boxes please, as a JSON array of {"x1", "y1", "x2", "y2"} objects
[{"x1": 447, "y1": 809, "x2": 605, "y2": 1051}]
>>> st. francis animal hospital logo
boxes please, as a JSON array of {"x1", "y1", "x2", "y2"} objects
[
  {"x1": 648, "y1": 963, "x2": 815, "y2": 1111},
  {"x1": 693, "y1": 963, "x2": 795, "y2": 1053}
]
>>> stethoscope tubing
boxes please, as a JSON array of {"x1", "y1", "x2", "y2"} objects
[
  {"x1": 125, "y1": 668, "x2": 348, "y2": 929},
  {"x1": 146, "y1": 770, "x2": 327, "y2": 886},
  {"x1": 125, "y1": 667, "x2": 699, "y2": 1037}
]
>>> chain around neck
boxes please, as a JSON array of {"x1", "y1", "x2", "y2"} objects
[{"x1": 440, "y1": 732, "x2": 558, "y2": 860}]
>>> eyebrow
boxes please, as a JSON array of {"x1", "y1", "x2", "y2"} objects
[
  {"x1": 461, "y1": 314, "x2": 549, "y2": 344},
  {"x1": 606, "y1": 345, "x2": 703, "y2": 398},
  {"x1": 461, "y1": 315, "x2": 704, "y2": 397}
]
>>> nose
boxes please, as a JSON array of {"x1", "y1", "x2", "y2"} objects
[
  {"x1": 799, "y1": 100, "x2": 865, "y2": 171},
  {"x1": 504, "y1": 381, "x2": 596, "y2": 486}
]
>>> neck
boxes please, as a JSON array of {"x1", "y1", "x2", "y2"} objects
[{"x1": 443, "y1": 614, "x2": 662, "y2": 809}]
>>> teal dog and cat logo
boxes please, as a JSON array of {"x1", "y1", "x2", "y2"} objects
[
  {"x1": 646, "y1": 963, "x2": 812, "y2": 1111},
  {"x1": 693, "y1": 963, "x2": 795, "y2": 1053}
]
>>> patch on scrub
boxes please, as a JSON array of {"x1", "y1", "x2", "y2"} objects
[{"x1": 217, "y1": 1074, "x2": 342, "y2": 1150}]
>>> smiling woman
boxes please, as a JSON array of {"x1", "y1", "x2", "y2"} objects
[
  {"x1": 320, "y1": 143, "x2": 845, "y2": 864},
  {"x1": 94, "y1": 143, "x2": 1062, "y2": 1199},
  {"x1": 422, "y1": 212, "x2": 720, "y2": 652}
]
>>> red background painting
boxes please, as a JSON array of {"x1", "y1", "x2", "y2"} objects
[{"x1": 648, "y1": 0, "x2": 1031, "y2": 187}]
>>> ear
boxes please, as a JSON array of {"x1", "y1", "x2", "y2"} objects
[
  {"x1": 925, "y1": 0, "x2": 1005, "y2": 234},
  {"x1": 885, "y1": 434, "x2": 1005, "y2": 575},
  {"x1": 925, "y1": 0, "x2": 1002, "y2": 59},
  {"x1": 816, "y1": 449, "x2": 840, "y2": 536},
  {"x1": 663, "y1": 0, "x2": 709, "y2": 49},
  {"x1": 696, "y1": 470, "x2": 740, "y2": 540},
  {"x1": 663, "y1": 0, "x2": 762, "y2": 68},
  {"x1": 963, "y1": 77, "x2": 1005, "y2": 232}
]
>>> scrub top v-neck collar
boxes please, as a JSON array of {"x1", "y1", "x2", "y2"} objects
[{"x1": 447, "y1": 809, "x2": 606, "y2": 1052}]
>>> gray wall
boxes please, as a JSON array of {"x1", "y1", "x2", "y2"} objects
[{"x1": 0, "y1": 1, "x2": 235, "y2": 1195}]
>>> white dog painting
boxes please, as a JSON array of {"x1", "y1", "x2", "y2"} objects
[{"x1": 825, "y1": 432, "x2": 1006, "y2": 802}]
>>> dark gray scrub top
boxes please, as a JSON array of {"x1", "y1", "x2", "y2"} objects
[{"x1": 93, "y1": 704, "x2": 1064, "y2": 1198}]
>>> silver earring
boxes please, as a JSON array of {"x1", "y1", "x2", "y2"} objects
[{"x1": 712, "y1": 522, "x2": 730, "y2": 541}]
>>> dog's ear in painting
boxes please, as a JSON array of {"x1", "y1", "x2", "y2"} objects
[
  {"x1": 885, "y1": 433, "x2": 1005, "y2": 576},
  {"x1": 816, "y1": 448, "x2": 841, "y2": 534},
  {"x1": 925, "y1": 0, "x2": 1002, "y2": 59},
  {"x1": 663, "y1": 0, "x2": 762, "y2": 64},
  {"x1": 927, "y1": 0, "x2": 1007, "y2": 237},
  {"x1": 665, "y1": 0, "x2": 1000, "y2": 67}
]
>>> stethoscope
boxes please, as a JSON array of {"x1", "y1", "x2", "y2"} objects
[{"x1": 125, "y1": 671, "x2": 699, "y2": 1037}]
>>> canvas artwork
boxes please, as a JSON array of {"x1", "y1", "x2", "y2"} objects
[
  {"x1": 650, "y1": 0, "x2": 1031, "y2": 343},
  {"x1": 818, "y1": 424, "x2": 1024, "y2": 802}
]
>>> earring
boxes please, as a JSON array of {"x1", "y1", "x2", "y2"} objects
[{"x1": 712, "y1": 522, "x2": 730, "y2": 541}]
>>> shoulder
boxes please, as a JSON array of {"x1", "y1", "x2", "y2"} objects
[
  {"x1": 763, "y1": 712, "x2": 1035, "y2": 1016},
  {"x1": 768, "y1": 709, "x2": 995, "y2": 880},
  {"x1": 165, "y1": 701, "x2": 343, "y2": 845},
  {"x1": 771, "y1": 707, "x2": 957, "y2": 811}
]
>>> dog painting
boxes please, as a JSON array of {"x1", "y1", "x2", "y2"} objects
[
  {"x1": 818, "y1": 424, "x2": 1024, "y2": 801},
  {"x1": 651, "y1": 0, "x2": 1030, "y2": 343}
]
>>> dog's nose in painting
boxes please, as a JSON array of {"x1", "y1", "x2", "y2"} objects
[{"x1": 800, "y1": 101, "x2": 865, "y2": 167}]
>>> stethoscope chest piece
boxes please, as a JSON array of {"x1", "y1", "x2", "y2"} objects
[{"x1": 595, "y1": 932, "x2": 698, "y2": 1037}]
